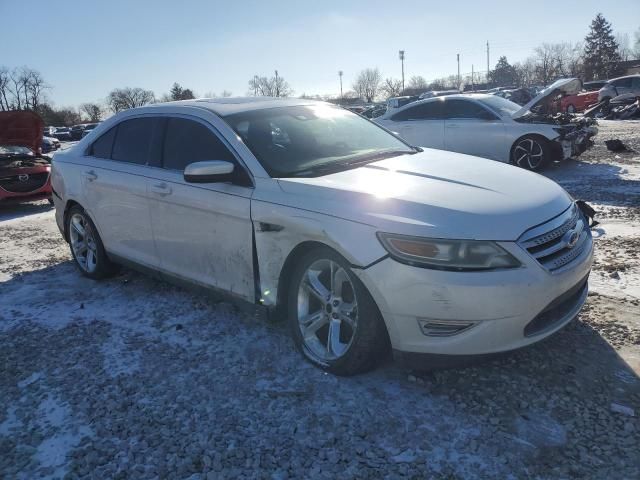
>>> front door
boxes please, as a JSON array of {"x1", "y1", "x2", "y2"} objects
[{"x1": 147, "y1": 115, "x2": 255, "y2": 301}]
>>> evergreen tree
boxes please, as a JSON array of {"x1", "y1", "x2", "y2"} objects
[
  {"x1": 489, "y1": 56, "x2": 518, "y2": 87},
  {"x1": 169, "y1": 83, "x2": 195, "y2": 101},
  {"x1": 583, "y1": 14, "x2": 623, "y2": 80}
]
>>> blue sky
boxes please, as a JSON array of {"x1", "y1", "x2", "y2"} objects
[{"x1": 1, "y1": 0, "x2": 638, "y2": 106}]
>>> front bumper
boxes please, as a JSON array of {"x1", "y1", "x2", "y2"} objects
[
  {"x1": 553, "y1": 125, "x2": 598, "y2": 160},
  {"x1": 354, "y1": 234, "x2": 593, "y2": 356}
]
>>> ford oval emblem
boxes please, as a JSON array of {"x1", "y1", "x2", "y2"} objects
[{"x1": 565, "y1": 229, "x2": 580, "y2": 249}]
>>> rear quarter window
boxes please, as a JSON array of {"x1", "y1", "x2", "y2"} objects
[{"x1": 89, "y1": 127, "x2": 116, "y2": 159}]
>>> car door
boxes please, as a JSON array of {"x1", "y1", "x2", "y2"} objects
[
  {"x1": 387, "y1": 100, "x2": 444, "y2": 149},
  {"x1": 81, "y1": 117, "x2": 161, "y2": 268},
  {"x1": 146, "y1": 115, "x2": 255, "y2": 301},
  {"x1": 443, "y1": 98, "x2": 506, "y2": 161}
]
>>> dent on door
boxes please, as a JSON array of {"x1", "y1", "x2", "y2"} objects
[{"x1": 251, "y1": 201, "x2": 386, "y2": 307}]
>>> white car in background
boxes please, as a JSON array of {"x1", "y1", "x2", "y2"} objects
[
  {"x1": 376, "y1": 78, "x2": 597, "y2": 171},
  {"x1": 51, "y1": 98, "x2": 593, "y2": 375}
]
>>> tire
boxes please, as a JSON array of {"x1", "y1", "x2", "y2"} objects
[
  {"x1": 510, "y1": 135, "x2": 551, "y2": 171},
  {"x1": 566, "y1": 104, "x2": 576, "y2": 114},
  {"x1": 287, "y1": 246, "x2": 389, "y2": 376},
  {"x1": 66, "y1": 205, "x2": 117, "y2": 279}
]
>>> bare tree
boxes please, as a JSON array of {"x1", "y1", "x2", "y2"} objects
[
  {"x1": 353, "y1": 68, "x2": 381, "y2": 102},
  {"x1": 221, "y1": 90, "x2": 232, "y2": 97},
  {"x1": 80, "y1": 103, "x2": 103, "y2": 122},
  {"x1": 617, "y1": 33, "x2": 632, "y2": 61},
  {"x1": 0, "y1": 67, "x2": 10, "y2": 111},
  {"x1": 248, "y1": 73, "x2": 292, "y2": 97},
  {"x1": 380, "y1": 78, "x2": 403, "y2": 98},
  {"x1": 106, "y1": 87, "x2": 155, "y2": 113},
  {"x1": 25, "y1": 69, "x2": 49, "y2": 110}
]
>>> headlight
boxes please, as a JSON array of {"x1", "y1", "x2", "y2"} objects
[{"x1": 377, "y1": 233, "x2": 521, "y2": 271}]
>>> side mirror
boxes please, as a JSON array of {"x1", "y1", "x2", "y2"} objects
[{"x1": 184, "y1": 161, "x2": 235, "y2": 183}]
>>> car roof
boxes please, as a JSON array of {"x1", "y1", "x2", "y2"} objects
[{"x1": 147, "y1": 97, "x2": 324, "y2": 116}]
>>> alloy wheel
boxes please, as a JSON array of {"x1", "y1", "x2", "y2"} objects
[
  {"x1": 296, "y1": 259, "x2": 358, "y2": 362},
  {"x1": 513, "y1": 138, "x2": 544, "y2": 170},
  {"x1": 69, "y1": 213, "x2": 98, "y2": 273}
]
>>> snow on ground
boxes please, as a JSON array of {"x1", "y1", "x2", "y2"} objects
[{"x1": 1, "y1": 122, "x2": 639, "y2": 479}]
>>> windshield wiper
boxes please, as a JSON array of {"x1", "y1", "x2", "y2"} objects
[{"x1": 283, "y1": 149, "x2": 415, "y2": 178}]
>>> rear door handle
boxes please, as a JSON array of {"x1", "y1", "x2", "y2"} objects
[
  {"x1": 151, "y1": 183, "x2": 172, "y2": 196},
  {"x1": 83, "y1": 170, "x2": 97, "y2": 181}
]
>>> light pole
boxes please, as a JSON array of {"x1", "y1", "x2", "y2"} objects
[
  {"x1": 274, "y1": 70, "x2": 279, "y2": 97},
  {"x1": 399, "y1": 50, "x2": 405, "y2": 94},
  {"x1": 456, "y1": 53, "x2": 461, "y2": 90},
  {"x1": 338, "y1": 70, "x2": 343, "y2": 103}
]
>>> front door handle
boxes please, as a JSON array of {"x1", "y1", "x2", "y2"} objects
[
  {"x1": 151, "y1": 183, "x2": 172, "y2": 196},
  {"x1": 83, "y1": 170, "x2": 97, "y2": 181}
]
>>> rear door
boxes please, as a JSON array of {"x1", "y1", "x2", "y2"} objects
[
  {"x1": 82, "y1": 117, "x2": 161, "y2": 267},
  {"x1": 612, "y1": 77, "x2": 633, "y2": 96},
  {"x1": 146, "y1": 115, "x2": 255, "y2": 301},
  {"x1": 387, "y1": 100, "x2": 444, "y2": 149},
  {"x1": 443, "y1": 99, "x2": 506, "y2": 160}
]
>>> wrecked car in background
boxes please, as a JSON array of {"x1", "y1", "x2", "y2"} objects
[
  {"x1": 557, "y1": 80, "x2": 605, "y2": 113},
  {"x1": 375, "y1": 78, "x2": 597, "y2": 171},
  {"x1": 0, "y1": 111, "x2": 53, "y2": 205}
]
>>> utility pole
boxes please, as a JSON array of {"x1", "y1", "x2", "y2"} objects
[
  {"x1": 253, "y1": 75, "x2": 259, "y2": 96},
  {"x1": 338, "y1": 70, "x2": 343, "y2": 103},
  {"x1": 457, "y1": 53, "x2": 460, "y2": 90},
  {"x1": 274, "y1": 70, "x2": 279, "y2": 97},
  {"x1": 399, "y1": 50, "x2": 405, "y2": 94},
  {"x1": 486, "y1": 41, "x2": 490, "y2": 84},
  {"x1": 471, "y1": 64, "x2": 475, "y2": 91}
]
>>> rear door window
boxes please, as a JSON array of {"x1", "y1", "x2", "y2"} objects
[
  {"x1": 612, "y1": 78, "x2": 632, "y2": 88},
  {"x1": 445, "y1": 99, "x2": 497, "y2": 120},
  {"x1": 162, "y1": 118, "x2": 235, "y2": 171},
  {"x1": 391, "y1": 101, "x2": 443, "y2": 121},
  {"x1": 111, "y1": 118, "x2": 162, "y2": 165}
]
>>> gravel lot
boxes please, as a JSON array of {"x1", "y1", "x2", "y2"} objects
[{"x1": 1, "y1": 123, "x2": 639, "y2": 479}]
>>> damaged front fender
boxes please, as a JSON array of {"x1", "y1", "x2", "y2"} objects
[{"x1": 251, "y1": 199, "x2": 386, "y2": 308}]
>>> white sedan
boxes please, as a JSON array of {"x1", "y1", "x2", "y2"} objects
[
  {"x1": 375, "y1": 79, "x2": 597, "y2": 171},
  {"x1": 51, "y1": 98, "x2": 593, "y2": 375}
]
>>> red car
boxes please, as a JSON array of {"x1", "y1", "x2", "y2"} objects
[
  {"x1": 0, "y1": 111, "x2": 53, "y2": 205},
  {"x1": 559, "y1": 81, "x2": 607, "y2": 113}
]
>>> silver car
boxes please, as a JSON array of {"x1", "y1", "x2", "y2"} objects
[{"x1": 598, "y1": 74, "x2": 640, "y2": 102}]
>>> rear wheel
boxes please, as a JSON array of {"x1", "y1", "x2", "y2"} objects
[
  {"x1": 287, "y1": 247, "x2": 388, "y2": 375},
  {"x1": 511, "y1": 136, "x2": 550, "y2": 171},
  {"x1": 66, "y1": 205, "x2": 117, "y2": 279}
]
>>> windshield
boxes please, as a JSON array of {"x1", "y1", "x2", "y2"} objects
[
  {"x1": 477, "y1": 95, "x2": 521, "y2": 116},
  {"x1": 225, "y1": 105, "x2": 414, "y2": 177},
  {"x1": 0, "y1": 145, "x2": 34, "y2": 157}
]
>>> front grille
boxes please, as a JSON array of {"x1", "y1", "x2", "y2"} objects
[
  {"x1": 524, "y1": 275, "x2": 589, "y2": 337},
  {"x1": 0, "y1": 172, "x2": 49, "y2": 193},
  {"x1": 519, "y1": 204, "x2": 591, "y2": 272}
]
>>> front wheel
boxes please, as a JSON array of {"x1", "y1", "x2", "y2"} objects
[
  {"x1": 511, "y1": 136, "x2": 551, "y2": 171},
  {"x1": 287, "y1": 247, "x2": 389, "y2": 375},
  {"x1": 66, "y1": 206, "x2": 117, "y2": 279}
]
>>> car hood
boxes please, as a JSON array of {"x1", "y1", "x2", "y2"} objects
[
  {"x1": 0, "y1": 111, "x2": 44, "y2": 154},
  {"x1": 512, "y1": 78, "x2": 582, "y2": 119},
  {"x1": 276, "y1": 149, "x2": 572, "y2": 241}
]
